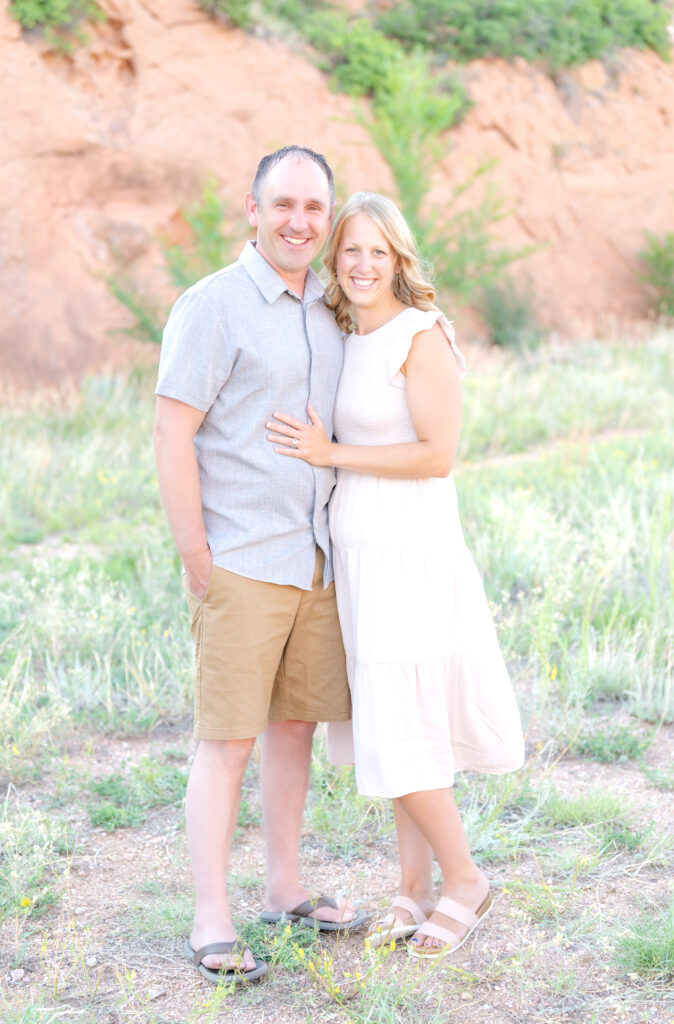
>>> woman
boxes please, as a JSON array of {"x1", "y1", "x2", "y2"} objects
[{"x1": 266, "y1": 193, "x2": 524, "y2": 959}]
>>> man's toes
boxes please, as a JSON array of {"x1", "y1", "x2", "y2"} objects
[
  {"x1": 315, "y1": 898, "x2": 355, "y2": 923},
  {"x1": 203, "y1": 950, "x2": 255, "y2": 971}
]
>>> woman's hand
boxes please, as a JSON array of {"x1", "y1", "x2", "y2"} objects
[{"x1": 266, "y1": 404, "x2": 334, "y2": 467}]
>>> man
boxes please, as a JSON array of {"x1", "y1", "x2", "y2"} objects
[{"x1": 154, "y1": 146, "x2": 364, "y2": 986}]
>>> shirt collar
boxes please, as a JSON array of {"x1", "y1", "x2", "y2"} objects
[{"x1": 239, "y1": 240, "x2": 325, "y2": 305}]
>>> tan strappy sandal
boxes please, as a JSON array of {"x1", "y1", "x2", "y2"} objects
[
  {"x1": 366, "y1": 895, "x2": 428, "y2": 949},
  {"x1": 408, "y1": 891, "x2": 492, "y2": 960}
]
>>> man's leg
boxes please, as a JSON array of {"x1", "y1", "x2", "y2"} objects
[
  {"x1": 260, "y1": 719, "x2": 356, "y2": 923},
  {"x1": 187, "y1": 736, "x2": 257, "y2": 970}
]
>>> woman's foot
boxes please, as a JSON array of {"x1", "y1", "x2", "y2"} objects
[
  {"x1": 366, "y1": 894, "x2": 433, "y2": 948},
  {"x1": 408, "y1": 874, "x2": 491, "y2": 958}
]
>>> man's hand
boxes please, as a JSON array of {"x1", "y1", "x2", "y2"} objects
[
  {"x1": 154, "y1": 397, "x2": 212, "y2": 590},
  {"x1": 185, "y1": 547, "x2": 213, "y2": 602}
]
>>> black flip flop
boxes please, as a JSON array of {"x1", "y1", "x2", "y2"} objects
[
  {"x1": 259, "y1": 895, "x2": 368, "y2": 932},
  {"x1": 183, "y1": 939, "x2": 268, "y2": 985}
]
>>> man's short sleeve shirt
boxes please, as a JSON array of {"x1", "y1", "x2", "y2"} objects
[{"x1": 155, "y1": 241, "x2": 344, "y2": 590}]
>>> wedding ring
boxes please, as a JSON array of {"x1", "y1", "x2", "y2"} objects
[{"x1": 291, "y1": 437, "x2": 299, "y2": 449}]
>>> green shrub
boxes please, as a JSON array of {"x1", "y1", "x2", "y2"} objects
[
  {"x1": 106, "y1": 276, "x2": 164, "y2": 346},
  {"x1": 330, "y1": 19, "x2": 403, "y2": 96},
  {"x1": 163, "y1": 177, "x2": 234, "y2": 291},
  {"x1": 9, "y1": 0, "x2": 99, "y2": 30},
  {"x1": 109, "y1": 179, "x2": 237, "y2": 343},
  {"x1": 639, "y1": 230, "x2": 674, "y2": 318},
  {"x1": 481, "y1": 276, "x2": 544, "y2": 349},
  {"x1": 9, "y1": 0, "x2": 103, "y2": 51},
  {"x1": 376, "y1": 0, "x2": 671, "y2": 68},
  {"x1": 411, "y1": 165, "x2": 533, "y2": 309},
  {"x1": 198, "y1": 0, "x2": 253, "y2": 30}
]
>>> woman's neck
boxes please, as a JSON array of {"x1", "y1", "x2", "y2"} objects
[{"x1": 354, "y1": 298, "x2": 408, "y2": 335}]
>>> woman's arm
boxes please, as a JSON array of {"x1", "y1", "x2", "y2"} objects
[{"x1": 266, "y1": 322, "x2": 462, "y2": 479}]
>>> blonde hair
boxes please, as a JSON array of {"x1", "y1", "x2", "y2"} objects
[{"x1": 322, "y1": 192, "x2": 437, "y2": 332}]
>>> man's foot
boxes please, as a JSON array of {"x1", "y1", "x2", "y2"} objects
[
  {"x1": 408, "y1": 874, "x2": 491, "y2": 958},
  {"x1": 183, "y1": 939, "x2": 268, "y2": 985},
  {"x1": 189, "y1": 925, "x2": 257, "y2": 971},
  {"x1": 263, "y1": 885, "x2": 357, "y2": 926},
  {"x1": 261, "y1": 886, "x2": 368, "y2": 931}
]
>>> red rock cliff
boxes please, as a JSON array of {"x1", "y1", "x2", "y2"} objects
[{"x1": 1, "y1": 0, "x2": 673, "y2": 387}]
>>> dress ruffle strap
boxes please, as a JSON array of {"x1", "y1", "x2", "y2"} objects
[{"x1": 388, "y1": 308, "x2": 466, "y2": 387}]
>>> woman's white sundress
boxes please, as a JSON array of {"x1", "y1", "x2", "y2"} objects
[{"x1": 326, "y1": 307, "x2": 524, "y2": 798}]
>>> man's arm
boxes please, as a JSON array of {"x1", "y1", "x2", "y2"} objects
[{"x1": 154, "y1": 395, "x2": 213, "y2": 600}]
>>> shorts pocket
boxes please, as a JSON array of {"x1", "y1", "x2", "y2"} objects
[{"x1": 181, "y1": 568, "x2": 215, "y2": 605}]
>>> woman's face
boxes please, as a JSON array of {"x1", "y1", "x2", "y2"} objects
[{"x1": 336, "y1": 213, "x2": 399, "y2": 314}]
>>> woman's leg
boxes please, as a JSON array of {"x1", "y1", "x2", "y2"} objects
[
  {"x1": 390, "y1": 797, "x2": 436, "y2": 918},
  {"x1": 397, "y1": 787, "x2": 489, "y2": 950}
]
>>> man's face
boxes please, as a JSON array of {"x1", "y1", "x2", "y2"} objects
[{"x1": 245, "y1": 157, "x2": 332, "y2": 287}]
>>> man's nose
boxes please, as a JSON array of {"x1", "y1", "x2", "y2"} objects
[{"x1": 288, "y1": 207, "x2": 309, "y2": 233}]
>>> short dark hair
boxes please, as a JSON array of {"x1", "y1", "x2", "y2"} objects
[{"x1": 251, "y1": 145, "x2": 334, "y2": 206}]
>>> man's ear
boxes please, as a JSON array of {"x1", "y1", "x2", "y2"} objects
[
  {"x1": 244, "y1": 192, "x2": 258, "y2": 228},
  {"x1": 328, "y1": 203, "x2": 336, "y2": 230}
]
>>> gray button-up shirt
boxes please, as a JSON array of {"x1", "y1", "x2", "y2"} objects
[{"x1": 156, "y1": 241, "x2": 344, "y2": 589}]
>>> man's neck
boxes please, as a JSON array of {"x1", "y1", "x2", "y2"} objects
[{"x1": 253, "y1": 242, "x2": 308, "y2": 300}]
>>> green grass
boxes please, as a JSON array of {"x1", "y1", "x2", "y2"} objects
[
  {"x1": 128, "y1": 880, "x2": 193, "y2": 938},
  {"x1": 542, "y1": 789, "x2": 625, "y2": 828},
  {"x1": 456, "y1": 337, "x2": 674, "y2": 738},
  {"x1": 0, "y1": 798, "x2": 71, "y2": 922},
  {"x1": 87, "y1": 755, "x2": 188, "y2": 830},
  {"x1": 573, "y1": 724, "x2": 653, "y2": 763},
  {"x1": 308, "y1": 740, "x2": 394, "y2": 858},
  {"x1": 614, "y1": 896, "x2": 674, "y2": 980},
  {"x1": 642, "y1": 765, "x2": 674, "y2": 791}
]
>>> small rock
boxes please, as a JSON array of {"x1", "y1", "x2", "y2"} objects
[
  {"x1": 10, "y1": 968, "x2": 25, "y2": 981},
  {"x1": 85, "y1": 955, "x2": 97, "y2": 967}
]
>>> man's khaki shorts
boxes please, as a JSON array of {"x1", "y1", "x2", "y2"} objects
[{"x1": 182, "y1": 550, "x2": 350, "y2": 740}]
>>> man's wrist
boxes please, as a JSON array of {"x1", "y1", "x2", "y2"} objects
[{"x1": 180, "y1": 544, "x2": 212, "y2": 572}]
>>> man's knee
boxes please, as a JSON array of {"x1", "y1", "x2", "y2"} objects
[
  {"x1": 195, "y1": 736, "x2": 256, "y2": 774},
  {"x1": 266, "y1": 719, "x2": 317, "y2": 742}
]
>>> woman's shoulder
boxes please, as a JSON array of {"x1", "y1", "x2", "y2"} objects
[{"x1": 397, "y1": 307, "x2": 466, "y2": 380}]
